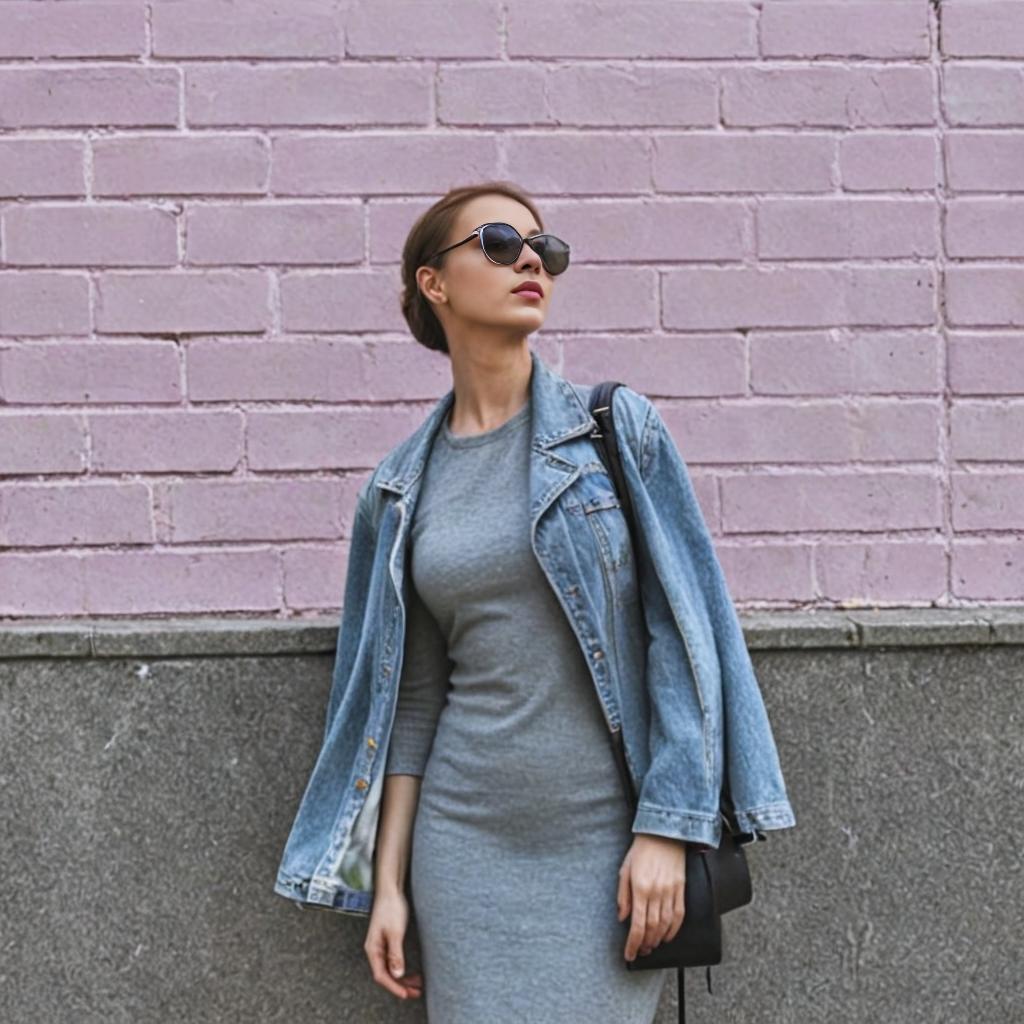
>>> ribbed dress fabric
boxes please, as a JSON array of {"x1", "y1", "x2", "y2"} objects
[{"x1": 383, "y1": 393, "x2": 667, "y2": 1023}]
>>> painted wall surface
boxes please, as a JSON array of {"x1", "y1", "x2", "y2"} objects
[{"x1": 0, "y1": 0, "x2": 1022, "y2": 617}]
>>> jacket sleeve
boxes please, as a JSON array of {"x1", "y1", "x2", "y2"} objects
[
  {"x1": 616, "y1": 390, "x2": 796, "y2": 845},
  {"x1": 323, "y1": 482, "x2": 377, "y2": 741},
  {"x1": 384, "y1": 574, "x2": 451, "y2": 777}
]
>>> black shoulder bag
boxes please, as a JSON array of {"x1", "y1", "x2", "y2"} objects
[{"x1": 586, "y1": 381, "x2": 767, "y2": 1024}]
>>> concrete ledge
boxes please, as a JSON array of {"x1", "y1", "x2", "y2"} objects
[
  {"x1": 2, "y1": 607, "x2": 1022, "y2": 1022},
  {"x1": 2, "y1": 606, "x2": 1024, "y2": 659}
]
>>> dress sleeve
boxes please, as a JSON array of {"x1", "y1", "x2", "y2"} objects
[{"x1": 383, "y1": 576, "x2": 451, "y2": 778}]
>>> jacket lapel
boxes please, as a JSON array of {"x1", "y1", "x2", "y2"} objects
[{"x1": 373, "y1": 348, "x2": 600, "y2": 534}]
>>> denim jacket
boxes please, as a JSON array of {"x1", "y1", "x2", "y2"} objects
[{"x1": 274, "y1": 348, "x2": 796, "y2": 915}]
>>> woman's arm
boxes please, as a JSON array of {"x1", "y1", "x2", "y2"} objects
[
  {"x1": 365, "y1": 577, "x2": 449, "y2": 1002},
  {"x1": 375, "y1": 575, "x2": 451, "y2": 897},
  {"x1": 374, "y1": 774, "x2": 422, "y2": 900}
]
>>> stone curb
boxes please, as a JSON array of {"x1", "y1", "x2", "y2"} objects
[{"x1": 2, "y1": 607, "x2": 1024, "y2": 659}]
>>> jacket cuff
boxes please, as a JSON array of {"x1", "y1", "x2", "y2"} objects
[
  {"x1": 732, "y1": 799, "x2": 797, "y2": 835},
  {"x1": 630, "y1": 802, "x2": 722, "y2": 847}
]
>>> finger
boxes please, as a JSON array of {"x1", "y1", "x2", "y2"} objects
[
  {"x1": 625, "y1": 889, "x2": 648, "y2": 961},
  {"x1": 366, "y1": 933, "x2": 410, "y2": 1000},
  {"x1": 642, "y1": 893, "x2": 664, "y2": 951},
  {"x1": 655, "y1": 892, "x2": 675, "y2": 946},
  {"x1": 388, "y1": 942, "x2": 405, "y2": 982},
  {"x1": 666, "y1": 882, "x2": 686, "y2": 942},
  {"x1": 617, "y1": 864, "x2": 632, "y2": 922},
  {"x1": 399, "y1": 971, "x2": 425, "y2": 998}
]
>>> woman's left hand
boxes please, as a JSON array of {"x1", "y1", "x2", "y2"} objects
[{"x1": 617, "y1": 833, "x2": 687, "y2": 961}]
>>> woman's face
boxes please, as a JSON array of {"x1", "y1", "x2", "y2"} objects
[{"x1": 418, "y1": 194, "x2": 557, "y2": 343}]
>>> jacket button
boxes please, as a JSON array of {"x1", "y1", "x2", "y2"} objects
[
  {"x1": 366, "y1": 737, "x2": 377, "y2": 749},
  {"x1": 594, "y1": 649, "x2": 605, "y2": 661},
  {"x1": 354, "y1": 778, "x2": 368, "y2": 790}
]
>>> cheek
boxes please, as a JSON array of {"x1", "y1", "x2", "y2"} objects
[{"x1": 449, "y1": 266, "x2": 510, "y2": 318}]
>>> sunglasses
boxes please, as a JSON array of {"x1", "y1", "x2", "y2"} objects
[{"x1": 426, "y1": 221, "x2": 571, "y2": 277}]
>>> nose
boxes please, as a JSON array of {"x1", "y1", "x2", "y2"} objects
[{"x1": 515, "y1": 238, "x2": 544, "y2": 275}]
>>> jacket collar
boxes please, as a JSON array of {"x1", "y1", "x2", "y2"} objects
[{"x1": 373, "y1": 347, "x2": 597, "y2": 497}]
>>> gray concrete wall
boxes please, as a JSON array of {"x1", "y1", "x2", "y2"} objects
[{"x1": 1, "y1": 609, "x2": 1021, "y2": 1023}]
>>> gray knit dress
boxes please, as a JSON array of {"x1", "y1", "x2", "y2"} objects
[{"x1": 383, "y1": 393, "x2": 668, "y2": 1023}]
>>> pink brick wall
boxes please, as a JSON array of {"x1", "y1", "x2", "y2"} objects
[{"x1": 0, "y1": 0, "x2": 1021, "y2": 618}]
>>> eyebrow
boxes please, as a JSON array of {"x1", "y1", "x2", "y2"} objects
[{"x1": 525, "y1": 226, "x2": 542, "y2": 235}]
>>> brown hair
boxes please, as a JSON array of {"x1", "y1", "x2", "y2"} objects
[{"x1": 399, "y1": 180, "x2": 545, "y2": 355}]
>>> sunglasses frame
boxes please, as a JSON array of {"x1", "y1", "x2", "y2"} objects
[{"x1": 425, "y1": 221, "x2": 571, "y2": 276}]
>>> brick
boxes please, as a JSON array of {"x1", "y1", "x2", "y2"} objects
[
  {"x1": 757, "y1": 197, "x2": 938, "y2": 258},
  {"x1": 165, "y1": 479, "x2": 348, "y2": 542},
  {"x1": 187, "y1": 338, "x2": 448, "y2": 402},
  {"x1": 0, "y1": 482, "x2": 152, "y2": 546},
  {"x1": 657, "y1": 398, "x2": 939, "y2": 463},
  {"x1": 543, "y1": 267, "x2": 658, "y2": 332},
  {"x1": 722, "y1": 66, "x2": 934, "y2": 127},
  {"x1": 0, "y1": 553, "x2": 88, "y2": 616},
  {"x1": 542, "y1": 65, "x2": 718, "y2": 128},
  {"x1": 942, "y1": 1, "x2": 1024, "y2": 58},
  {"x1": 0, "y1": 67, "x2": 178, "y2": 128},
  {"x1": 717, "y1": 543, "x2": 815, "y2": 602},
  {"x1": 949, "y1": 332, "x2": 1024, "y2": 394},
  {"x1": 951, "y1": 472, "x2": 1024, "y2": 530},
  {"x1": 539, "y1": 198, "x2": 748, "y2": 263},
  {"x1": 0, "y1": 341, "x2": 181, "y2": 403},
  {"x1": 952, "y1": 540, "x2": 1024, "y2": 600},
  {"x1": 279, "y1": 269, "x2": 406, "y2": 333},
  {"x1": 247, "y1": 406, "x2": 431, "y2": 472},
  {"x1": 0, "y1": 272, "x2": 90, "y2": 336},
  {"x1": 438, "y1": 64, "x2": 548, "y2": 126},
  {"x1": 721, "y1": 470, "x2": 942, "y2": 532},
  {"x1": 186, "y1": 65, "x2": 431, "y2": 127},
  {"x1": 80, "y1": 549, "x2": 281, "y2": 614},
  {"x1": 367, "y1": 198, "x2": 436, "y2": 262},
  {"x1": 93, "y1": 135, "x2": 269, "y2": 196},
  {"x1": 950, "y1": 401, "x2": 1024, "y2": 461},
  {"x1": 347, "y1": 0, "x2": 502, "y2": 58},
  {"x1": 946, "y1": 198, "x2": 1024, "y2": 257},
  {"x1": 504, "y1": 133, "x2": 652, "y2": 194},
  {"x1": 816, "y1": 541, "x2": 947, "y2": 602},
  {"x1": 0, "y1": 414, "x2": 85, "y2": 474},
  {"x1": 750, "y1": 330, "x2": 942, "y2": 395},
  {"x1": 185, "y1": 202, "x2": 363, "y2": 265},
  {"x1": 152, "y1": 1, "x2": 340, "y2": 57},
  {"x1": 839, "y1": 132, "x2": 938, "y2": 191},
  {"x1": 654, "y1": 132, "x2": 835, "y2": 193},
  {"x1": 283, "y1": 542, "x2": 351, "y2": 611},
  {"x1": 944, "y1": 65, "x2": 1024, "y2": 127},
  {"x1": 562, "y1": 334, "x2": 747, "y2": 398},
  {"x1": 761, "y1": 2, "x2": 930, "y2": 58},
  {"x1": 506, "y1": 1, "x2": 757, "y2": 58},
  {"x1": 89, "y1": 411, "x2": 244, "y2": 472},
  {"x1": 3, "y1": 204, "x2": 178, "y2": 266},
  {"x1": 271, "y1": 133, "x2": 500, "y2": 195},
  {"x1": 946, "y1": 132, "x2": 1024, "y2": 192},
  {"x1": 946, "y1": 267, "x2": 1024, "y2": 326},
  {"x1": 0, "y1": 1, "x2": 145, "y2": 58},
  {"x1": 663, "y1": 266, "x2": 935, "y2": 330},
  {"x1": 0, "y1": 139, "x2": 85, "y2": 198},
  {"x1": 95, "y1": 270, "x2": 271, "y2": 334}
]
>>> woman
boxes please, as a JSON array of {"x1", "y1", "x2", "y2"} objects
[
  {"x1": 272, "y1": 180, "x2": 796, "y2": 1022},
  {"x1": 370, "y1": 181, "x2": 676, "y2": 1021}
]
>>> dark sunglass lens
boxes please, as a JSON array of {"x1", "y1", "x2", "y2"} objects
[
  {"x1": 532, "y1": 235, "x2": 570, "y2": 276},
  {"x1": 481, "y1": 223, "x2": 523, "y2": 264}
]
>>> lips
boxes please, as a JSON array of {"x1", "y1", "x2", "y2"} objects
[{"x1": 512, "y1": 282, "x2": 544, "y2": 297}]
